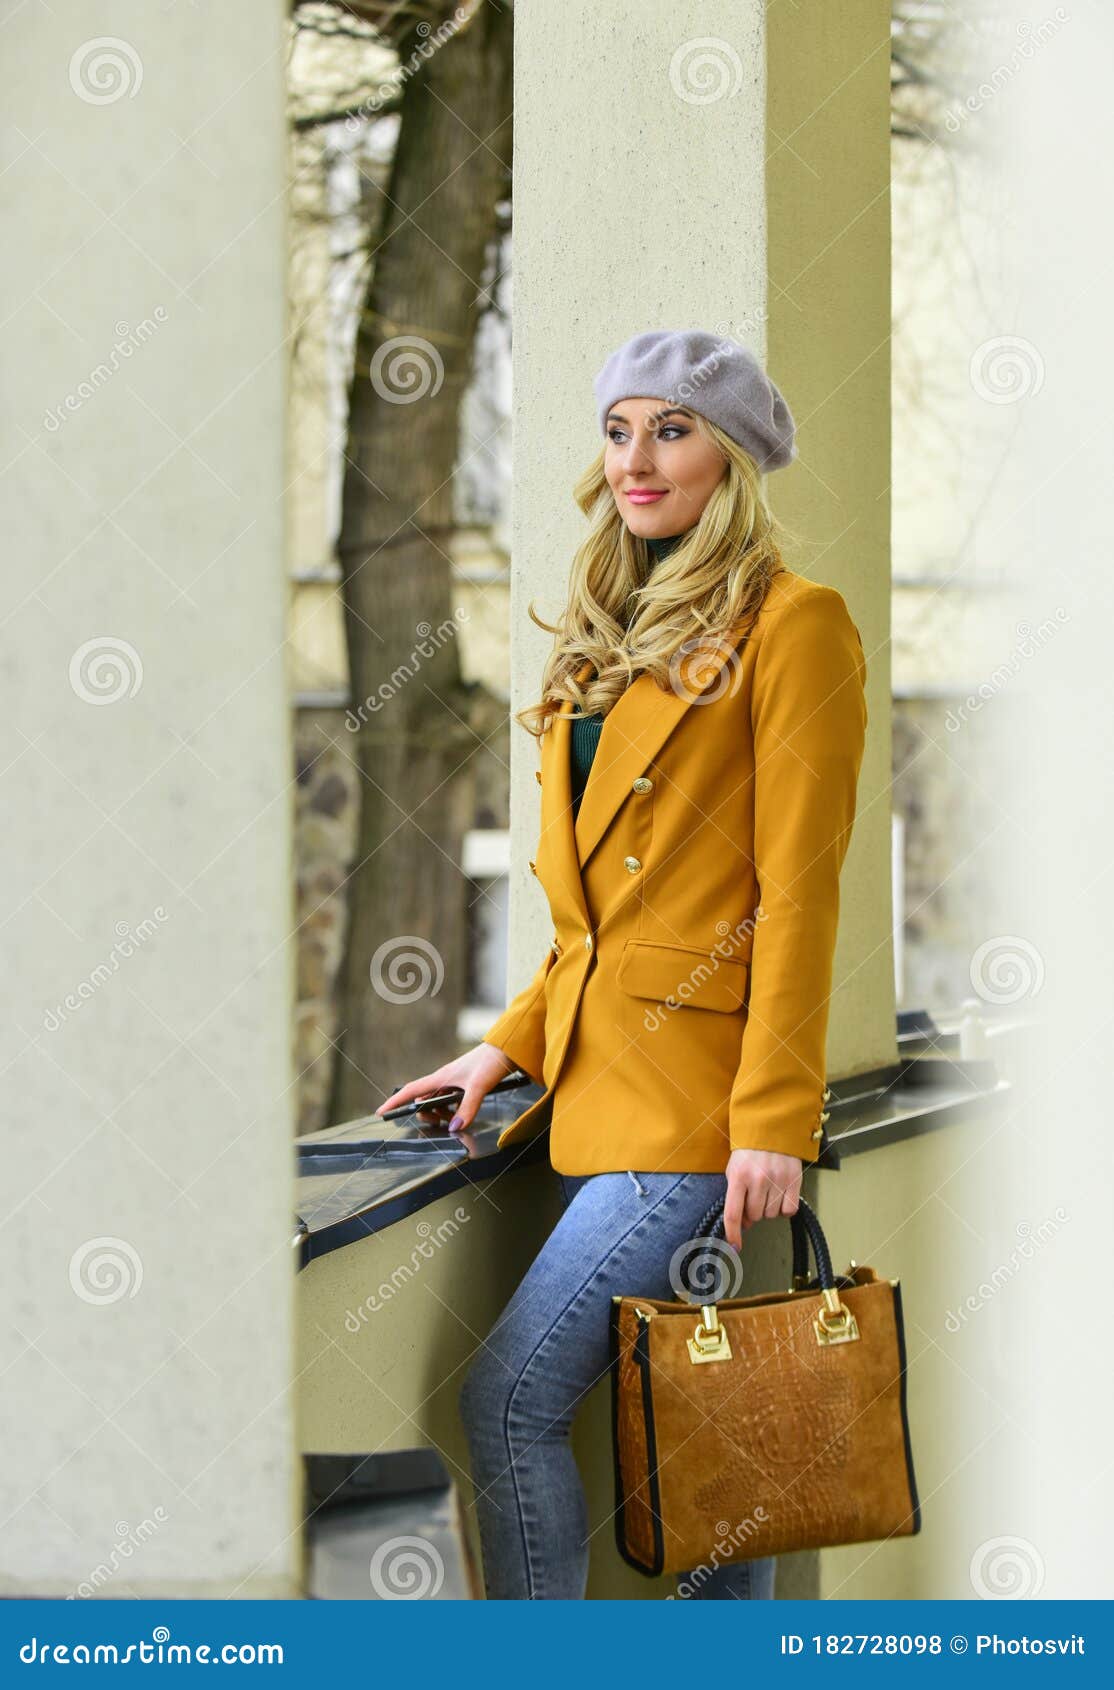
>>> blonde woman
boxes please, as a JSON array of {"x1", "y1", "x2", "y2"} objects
[{"x1": 380, "y1": 330, "x2": 869, "y2": 1600}]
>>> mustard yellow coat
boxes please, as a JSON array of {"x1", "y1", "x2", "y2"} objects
[{"x1": 483, "y1": 568, "x2": 868, "y2": 1175}]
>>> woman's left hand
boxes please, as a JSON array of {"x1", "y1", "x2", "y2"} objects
[{"x1": 722, "y1": 1148, "x2": 803, "y2": 1249}]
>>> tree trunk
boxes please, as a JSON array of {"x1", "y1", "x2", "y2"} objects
[{"x1": 330, "y1": 1, "x2": 513, "y2": 1123}]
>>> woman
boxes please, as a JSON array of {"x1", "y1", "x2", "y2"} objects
[{"x1": 379, "y1": 329, "x2": 869, "y2": 1600}]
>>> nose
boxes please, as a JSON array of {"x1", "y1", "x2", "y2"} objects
[{"x1": 617, "y1": 429, "x2": 658, "y2": 477}]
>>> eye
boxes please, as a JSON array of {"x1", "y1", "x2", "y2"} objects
[{"x1": 607, "y1": 424, "x2": 688, "y2": 443}]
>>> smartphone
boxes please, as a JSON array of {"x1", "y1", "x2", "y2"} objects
[{"x1": 378, "y1": 1070, "x2": 528, "y2": 1121}]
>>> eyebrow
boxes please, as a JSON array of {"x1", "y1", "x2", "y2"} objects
[{"x1": 605, "y1": 407, "x2": 693, "y2": 427}]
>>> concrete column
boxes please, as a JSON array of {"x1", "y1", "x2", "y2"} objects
[
  {"x1": 0, "y1": 3, "x2": 298, "y2": 1596},
  {"x1": 508, "y1": 0, "x2": 893, "y2": 1077}
]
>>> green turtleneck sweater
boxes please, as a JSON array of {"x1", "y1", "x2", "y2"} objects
[{"x1": 569, "y1": 529, "x2": 686, "y2": 817}]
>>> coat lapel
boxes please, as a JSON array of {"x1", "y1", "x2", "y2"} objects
[{"x1": 541, "y1": 620, "x2": 754, "y2": 876}]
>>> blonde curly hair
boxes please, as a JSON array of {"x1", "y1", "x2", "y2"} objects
[{"x1": 516, "y1": 411, "x2": 796, "y2": 737}]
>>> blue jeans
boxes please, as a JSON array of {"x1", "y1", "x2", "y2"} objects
[{"x1": 458, "y1": 1168, "x2": 778, "y2": 1600}]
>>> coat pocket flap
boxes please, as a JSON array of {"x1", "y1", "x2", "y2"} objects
[{"x1": 615, "y1": 940, "x2": 748, "y2": 1013}]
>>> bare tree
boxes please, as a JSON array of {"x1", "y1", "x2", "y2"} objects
[
  {"x1": 891, "y1": 0, "x2": 977, "y2": 146},
  {"x1": 294, "y1": 0, "x2": 513, "y2": 1121}
]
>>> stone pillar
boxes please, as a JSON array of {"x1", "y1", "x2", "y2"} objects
[
  {"x1": 508, "y1": 0, "x2": 894, "y2": 1083},
  {"x1": 0, "y1": 2, "x2": 298, "y2": 1596}
]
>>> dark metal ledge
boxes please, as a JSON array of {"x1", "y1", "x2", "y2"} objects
[
  {"x1": 293, "y1": 1011, "x2": 1010, "y2": 1265},
  {"x1": 823, "y1": 1052, "x2": 1010, "y2": 1161},
  {"x1": 294, "y1": 1081, "x2": 548, "y2": 1268}
]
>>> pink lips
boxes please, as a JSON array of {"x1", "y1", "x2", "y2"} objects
[{"x1": 625, "y1": 489, "x2": 668, "y2": 504}]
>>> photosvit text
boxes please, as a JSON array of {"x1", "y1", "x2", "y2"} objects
[{"x1": 779, "y1": 1633, "x2": 1085, "y2": 1657}]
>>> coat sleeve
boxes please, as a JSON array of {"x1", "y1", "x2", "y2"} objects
[
  {"x1": 727, "y1": 586, "x2": 868, "y2": 1163},
  {"x1": 481, "y1": 944, "x2": 555, "y2": 1085}
]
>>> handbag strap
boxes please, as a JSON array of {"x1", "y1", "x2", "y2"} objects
[{"x1": 692, "y1": 1194, "x2": 835, "y2": 1291}]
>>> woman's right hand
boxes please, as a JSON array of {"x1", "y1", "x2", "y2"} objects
[{"x1": 378, "y1": 1041, "x2": 518, "y2": 1133}]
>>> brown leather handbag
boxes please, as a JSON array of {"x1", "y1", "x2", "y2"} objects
[{"x1": 609, "y1": 1196, "x2": 920, "y2": 1577}]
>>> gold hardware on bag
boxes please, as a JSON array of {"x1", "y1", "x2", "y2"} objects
[
  {"x1": 633, "y1": 1304, "x2": 655, "y2": 1325},
  {"x1": 687, "y1": 1304, "x2": 733, "y2": 1364},
  {"x1": 814, "y1": 1287, "x2": 860, "y2": 1346}
]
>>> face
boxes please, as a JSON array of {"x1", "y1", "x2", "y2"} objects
[{"x1": 603, "y1": 398, "x2": 727, "y2": 540}]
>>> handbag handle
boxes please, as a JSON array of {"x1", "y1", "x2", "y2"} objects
[
  {"x1": 692, "y1": 1193, "x2": 835, "y2": 1289},
  {"x1": 683, "y1": 1193, "x2": 859, "y2": 1355}
]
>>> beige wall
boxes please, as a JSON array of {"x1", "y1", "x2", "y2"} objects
[
  {"x1": 0, "y1": 2, "x2": 299, "y2": 1596},
  {"x1": 818, "y1": 1127, "x2": 981, "y2": 1599},
  {"x1": 296, "y1": 1165, "x2": 565, "y2": 1589}
]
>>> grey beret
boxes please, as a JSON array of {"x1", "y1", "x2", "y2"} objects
[{"x1": 593, "y1": 328, "x2": 797, "y2": 472}]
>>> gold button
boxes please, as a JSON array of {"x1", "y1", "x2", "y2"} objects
[
  {"x1": 551, "y1": 936, "x2": 561, "y2": 954},
  {"x1": 822, "y1": 1084, "x2": 832, "y2": 1101},
  {"x1": 583, "y1": 933, "x2": 593, "y2": 952},
  {"x1": 623, "y1": 856, "x2": 642, "y2": 874},
  {"x1": 632, "y1": 776, "x2": 653, "y2": 794},
  {"x1": 535, "y1": 770, "x2": 543, "y2": 785},
  {"x1": 810, "y1": 1126, "x2": 824, "y2": 1140},
  {"x1": 529, "y1": 860, "x2": 537, "y2": 875},
  {"x1": 819, "y1": 1109, "x2": 831, "y2": 1124}
]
